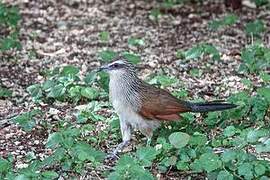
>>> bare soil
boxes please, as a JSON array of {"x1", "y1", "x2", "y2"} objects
[{"x1": 0, "y1": 0, "x2": 269, "y2": 179}]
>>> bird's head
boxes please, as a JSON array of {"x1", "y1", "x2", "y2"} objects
[{"x1": 98, "y1": 56, "x2": 136, "y2": 76}]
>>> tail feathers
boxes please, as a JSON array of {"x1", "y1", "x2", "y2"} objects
[{"x1": 189, "y1": 101, "x2": 237, "y2": 113}]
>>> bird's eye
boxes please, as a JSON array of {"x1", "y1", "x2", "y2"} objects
[{"x1": 112, "y1": 64, "x2": 119, "y2": 68}]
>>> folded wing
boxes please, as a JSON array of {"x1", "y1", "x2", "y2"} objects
[{"x1": 138, "y1": 84, "x2": 191, "y2": 121}]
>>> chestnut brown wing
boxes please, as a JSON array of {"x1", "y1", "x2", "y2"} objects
[{"x1": 138, "y1": 84, "x2": 191, "y2": 121}]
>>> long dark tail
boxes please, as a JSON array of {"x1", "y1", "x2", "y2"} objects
[{"x1": 188, "y1": 101, "x2": 237, "y2": 113}]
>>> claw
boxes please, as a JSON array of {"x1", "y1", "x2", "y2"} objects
[
  {"x1": 107, "y1": 140, "x2": 129, "y2": 160},
  {"x1": 106, "y1": 152, "x2": 119, "y2": 160}
]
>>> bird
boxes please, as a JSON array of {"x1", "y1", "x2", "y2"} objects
[{"x1": 98, "y1": 56, "x2": 237, "y2": 157}]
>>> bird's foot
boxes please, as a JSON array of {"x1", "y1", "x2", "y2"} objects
[
  {"x1": 106, "y1": 152, "x2": 119, "y2": 160},
  {"x1": 146, "y1": 138, "x2": 152, "y2": 146},
  {"x1": 106, "y1": 140, "x2": 129, "y2": 160}
]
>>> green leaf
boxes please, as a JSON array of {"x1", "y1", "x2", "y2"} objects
[
  {"x1": 203, "y1": 44, "x2": 220, "y2": 60},
  {"x1": 221, "y1": 150, "x2": 237, "y2": 163},
  {"x1": 122, "y1": 52, "x2": 141, "y2": 64},
  {"x1": 209, "y1": 20, "x2": 222, "y2": 30},
  {"x1": 0, "y1": 87, "x2": 12, "y2": 98},
  {"x1": 252, "y1": 0, "x2": 269, "y2": 6},
  {"x1": 41, "y1": 148, "x2": 65, "y2": 166},
  {"x1": 189, "y1": 68, "x2": 203, "y2": 77},
  {"x1": 209, "y1": 14, "x2": 238, "y2": 30},
  {"x1": 136, "y1": 146, "x2": 158, "y2": 167},
  {"x1": 223, "y1": 126, "x2": 237, "y2": 137},
  {"x1": 12, "y1": 110, "x2": 40, "y2": 131},
  {"x1": 0, "y1": 4, "x2": 20, "y2": 27},
  {"x1": 73, "y1": 142, "x2": 105, "y2": 162},
  {"x1": 197, "y1": 152, "x2": 222, "y2": 173},
  {"x1": 42, "y1": 80, "x2": 56, "y2": 90},
  {"x1": 254, "y1": 163, "x2": 266, "y2": 176},
  {"x1": 185, "y1": 43, "x2": 220, "y2": 60},
  {"x1": 173, "y1": 89, "x2": 189, "y2": 98},
  {"x1": 260, "y1": 72, "x2": 270, "y2": 82},
  {"x1": 238, "y1": 163, "x2": 254, "y2": 179},
  {"x1": 99, "y1": 50, "x2": 117, "y2": 62},
  {"x1": 176, "y1": 161, "x2": 189, "y2": 171},
  {"x1": 255, "y1": 139, "x2": 270, "y2": 153},
  {"x1": 149, "y1": 8, "x2": 162, "y2": 21},
  {"x1": 128, "y1": 38, "x2": 145, "y2": 46},
  {"x1": 97, "y1": 71, "x2": 109, "y2": 91},
  {"x1": 46, "y1": 132, "x2": 62, "y2": 148},
  {"x1": 204, "y1": 112, "x2": 219, "y2": 126},
  {"x1": 27, "y1": 84, "x2": 42, "y2": 99},
  {"x1": 169, "y1": 132, "x2": 190, "y2": 149},
  {"x1": 0, "y1": 157, "x2": 11, "y2": 173},
  {"x1": 0, "y1": 33, "x2": 21, "y2": 51},
  {"x1": 176, "y1": 50, "x2": 185, "y2": 59},
  {"x1": 81, "y1": 87, "x2": 99, "y2": 99},
  {"x1": 68, "y1": 86, "x2": 82, "y2": 101},
  {"x1": 217, "y1": 171, "x2": 233, "y2": 180},
  {"x1": 260, "y1": 176, "x2": 270, "y2": 180},
  {"x1": 108, "y1": 155, "x2": 154, "y2": 180},
  {"x1": 250, "y1": 96, "x2": 269, "y2": 121},
  {"x1": 84, "y1": 71, "x2": 97, "y2": 84},
  {"x1": 223, "y1": 14, "x2": 238, "y2": 25},
  {"x1": 149, "y1": 75, "x2": 178, "y2": 87},
  {"x1": 47, "y1": 84, "x2": 65, "y2": 98},
  {"x1": 245, "y1": 20, "x2": 265, "y2": 37},
  {"x1": 14, "y1": 174, "x2": 28, "y2": 180},
  {"x1": 61, "y1": 65, "x2": 79, "y2": 76},
  {"x1": 41, "y1": 171, "x2": 58, "y2": 179},
  {"x1": 247, "y1": 129, "x2": 269, "y2": 143},
  {"x1": 240, "y1": 43, "x2": 270, "y2": 74},
  {"x1": 257, "y1": 87, "x2": 270, "y2": 102},
  {"x1": 161, "y1": 156, "x2": 177, "y2": 167},
  {"x1": 189, "y1": 133, "x2": 207, "y2": 146},
  {"x1": 99, "y1": 31, "x2": 109, "y2": 42},
  {"x1": 185, "y1": 45, "x2": 203, "y2": 59}
]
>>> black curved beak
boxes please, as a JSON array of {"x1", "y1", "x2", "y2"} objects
[{"x1": 97, "y1": 65, "x2": 109, "y2": 72}]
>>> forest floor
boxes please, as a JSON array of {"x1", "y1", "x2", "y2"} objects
[{"x1": 0, "y1": 0, "x2": 269, "y2": 179}]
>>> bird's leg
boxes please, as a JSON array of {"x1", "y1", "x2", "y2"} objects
[
  {"x1": 107, "y1": 116, "x2": 131, "y2": 159},
  {"x1": 146, "y1": 138, "x2": 152, "y2": 146},
  {"x1": 140, "y1": 127, "x2": 153, "y2": 146}
]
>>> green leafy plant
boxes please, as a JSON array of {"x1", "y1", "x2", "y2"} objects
[
  {"x1": 0, "y1": 155, "x2": 59, "y2": 180},
  {"x1": 99, "y1": 31, "x2": 109, "y2": 42},
  {"x1": 0, "y1": 2, "x2": 21, "y2": 51},
  {"x1": 169, "y1": 132, "x2": 190, "y2": 148},
  {"x1": 122, "y1": 52, "x2": 141, "y2": 64},
  {"x1": 149, "y1": 8, "x2": 162, "y2": 21},
  {"x1": 108, "y1": 155, "x2": 154, "y2": 180},
  {"x1": 12, "y1": 109, "x2": 42, "y2": 131},
  {"x1": 185, "y1": 43, "x2": 220, "y2": 61},
  {"x1": 136, "y1": 146, "x2": 159, "y2": 167},
  {"x1": 99, "y1": 50, "x2": 141, "y2": 64},
  {"x1": 128, "y1": 37, "x2": 145, "y2": 47},
  {"x1": 99, "y1": 49, "x2": 118, "y2": 62},
  {"x1": 0, "y1": 156, "x2": 13, "y2": 179},
  {"x1": 46, "y1": 126, "x2": 105, "y2": 172},
  {"x1": 245, "y1": 20, "x2": 265, "y2": 38},
  {"x1": 239, "y1": 43, "x2": 270, "y2": 74},
  {"x1": 148, "y1": 74, "x2": 179, "y2": 87},
  {"x1": 0, "y1": 86, "x2": 12, "y2": 98},
  {"x1": 27, "y1": 65, "x2": 103, "y2": 103},
  {"x1": 251, "y1": 0, "x2": 269, "y2": 7},
  {"x1": 2, "y1": 118, "x2": 106, "y2": 179},
  {"x1": 209, "y1": 14, "x2": 238, "y2": 30}
]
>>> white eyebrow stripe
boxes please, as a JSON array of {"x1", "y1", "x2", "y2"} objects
[{"x1": 109, "y1": 60, "x2": 125, "y2": 66}]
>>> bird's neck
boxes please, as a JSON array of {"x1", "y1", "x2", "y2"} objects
[{"x1": 109, "y1": 71, "x2": 143, "y2": 109}]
